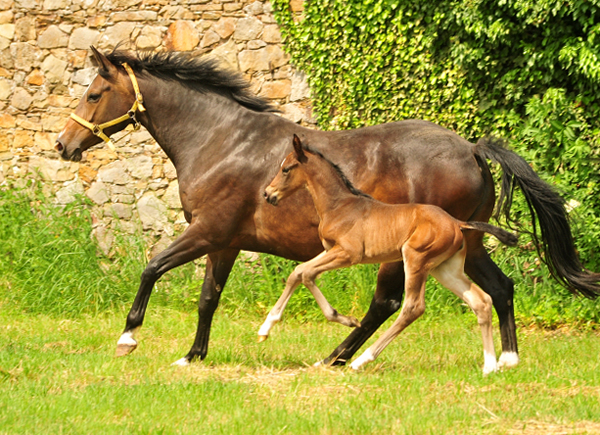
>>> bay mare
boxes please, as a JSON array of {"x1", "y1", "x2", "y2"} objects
[
  {"x1": 55, "y1": 47, "x2": 600, "y2": 367},
  {"x1": 262, "y1": 135, "x2": 518, "y2": 373}
]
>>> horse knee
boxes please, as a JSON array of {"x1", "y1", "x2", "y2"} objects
[{"x1": 141, "y1": 259, "x2": 161, "y2": 282}]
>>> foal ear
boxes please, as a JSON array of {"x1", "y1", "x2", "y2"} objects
[
  {"x1": 90, "y1": 46, "x2": 119, "y2": 79},
  {"x1": 292, "y1": 134, "x2": 307, "y2": 163}
]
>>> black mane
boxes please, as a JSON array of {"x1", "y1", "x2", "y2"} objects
[
  {"x1": 105, "y1": 49, "x2": 278, "y2": 113},
  {"x1": 304, "y1": 146, "x2": 373, "y2": 199}
]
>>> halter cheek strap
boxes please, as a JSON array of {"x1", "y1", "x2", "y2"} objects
[{"x1": 70, "y1": 63, "x2": 146, "y2": 151}]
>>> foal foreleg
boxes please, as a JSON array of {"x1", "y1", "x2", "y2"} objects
[
  {"x1": 351, "y1": 270, "x2": 427, "y2": 370},
  {"x1": 257, "y1": 262, "x2": 305, "y2": 341},
  {"x1": 300, "y1": 248, "x2": 361, "y2": 328},
  {"x1": 431, "y1": 250, "x2": 497, "y2": 375}
]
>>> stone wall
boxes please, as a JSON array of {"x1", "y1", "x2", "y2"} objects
[{"x1": 0, "y1": 0, "x2": 311, "y2": 255}]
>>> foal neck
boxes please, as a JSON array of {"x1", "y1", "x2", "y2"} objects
[{"x1": 302, "y1": 153, "x2": 368, "y2": 217}]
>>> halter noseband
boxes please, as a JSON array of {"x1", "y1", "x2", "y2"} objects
[{"x1": 70, "y1": 63, "x2": 146, "y2": 151}]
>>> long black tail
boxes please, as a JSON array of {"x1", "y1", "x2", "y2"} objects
[
  {"x1": 475, "y1": 137, "x2": 600, "y2": 298},
  {"x1": 461, "y1": 221, "x2": 518, "y2": 247}
]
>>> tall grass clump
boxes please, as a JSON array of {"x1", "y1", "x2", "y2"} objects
[{"x1": 0, "y1": 181, "x2": 142, "y2": 315}]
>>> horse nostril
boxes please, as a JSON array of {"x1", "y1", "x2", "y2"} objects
[{"x1": 55, "y1": 141, "x2": 64, "y2": 153}]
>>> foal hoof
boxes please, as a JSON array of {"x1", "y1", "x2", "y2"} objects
[
  {"x1": 115, "y1": 343, "x2": 137, "y2": 357},
  {"x1": 349, "y1": 317, "x2": 361, "y2": 328},
  {"x1": 257, "y1": 335, "x2": 268, "y2": 343}
]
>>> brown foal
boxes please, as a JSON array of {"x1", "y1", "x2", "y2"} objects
[{"x1": 262, "y1": 135, "x2": 517, "y2": 374}]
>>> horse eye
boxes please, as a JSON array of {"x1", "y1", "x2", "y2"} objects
[
  {"x1": 87, "y1": 93, "x2": 101, "y2": 103},
  {"x1": 282, "y1": 167, "x2": 291, "y2": 174}
]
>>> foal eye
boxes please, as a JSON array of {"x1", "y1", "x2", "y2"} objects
[
  {"x1": 282, "y1": 167, "x2": 291, "y2": 174},
  {"x1": 87, "y1": 93, "x2": 101, "y2": 103}
]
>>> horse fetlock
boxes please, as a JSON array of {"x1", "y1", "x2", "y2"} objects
[
  {"x1": 482, "y1": 353, "x2": 498, "y2": 376},
  {"x1": 172, "y1": 357, "x2": 191, "y2": 367},
  {"x1": 498, "y1": 351, "x2": 519, "y2": 369},
  {"x1": 115, "y1": 329, "x2": 139, "y2": 357},
  {"x1": 350, "y1": 348, "x2": 375, "y2": 370}
]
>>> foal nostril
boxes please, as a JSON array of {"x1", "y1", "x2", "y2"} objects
[{"x1": 55, "y1": 140, "x2": 64, "y2": 153}]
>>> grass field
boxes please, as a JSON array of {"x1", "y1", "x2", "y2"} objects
[{"x1": 1, "y1": 306, "x2": 599, "y2": 434}]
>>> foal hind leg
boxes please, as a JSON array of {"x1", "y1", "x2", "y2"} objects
[
  {"x1": 321, "y1": 262, "x2": 404, "y2": 366},
  {"x1": 431, "y1": 248, "x2": 497, "y2": 375},
  {"x1": 351, "y1": 266, "x2": 428, "y2": 370},
  {"x1": 465, "y1": 239, "x2": 518, "y2": 369}
]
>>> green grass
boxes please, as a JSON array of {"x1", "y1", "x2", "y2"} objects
[{"x1": 0, "y1": 307, "x2": 599, "y2": 434}]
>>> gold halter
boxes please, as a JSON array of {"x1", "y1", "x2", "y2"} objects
[{"x1": 70, "y1": 63, "x2": 146, "y2": 151}]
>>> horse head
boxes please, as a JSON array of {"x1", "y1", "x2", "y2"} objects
[
  {"x1": 264, "y1": 134, "x2": 309, "y2": 206},
  {"x1": 55, "y1": 46, "x2": 143, "y2": 162}
]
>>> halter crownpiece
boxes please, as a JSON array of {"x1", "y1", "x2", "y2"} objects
[{"x1": 70, "y1": 62, "x2": 146, "y2": 151}]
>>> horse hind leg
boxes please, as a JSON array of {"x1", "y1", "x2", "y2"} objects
[
  {"x1": 465, "y1": 243, "x2": 518, "y2": 369},
  {"x1": 431, "y1": 248, "x2": 498, "y2": 375},
  {"x1": 320, "y1": 262, "x2": 405, "y2": 366},
  {"x1": 351, "y1": 268, "x2": 428, "y2": 370}
]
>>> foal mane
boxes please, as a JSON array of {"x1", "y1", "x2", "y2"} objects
[
  {"x1": 105, "y1": 49, "x2": 278, "y2": 113},
  {"x1": 304, "y1": 146, "x2": 373, "y2": 199}
]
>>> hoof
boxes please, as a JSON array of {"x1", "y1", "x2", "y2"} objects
[
  {"x1": 115, "y1": 343, "x2": 137, "y2": 357},
  {"x1": 172, "y1": 357, "x2": 190, "y2": 367},
  {"x1": 350, "y1": 317, "x2": 361, "y2": 328},
  {"x1": 257, "y1": 335, "x2": 268, "y2": 343}
]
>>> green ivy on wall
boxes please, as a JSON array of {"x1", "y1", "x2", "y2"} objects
[{"x1": 272, "y1": 0, "x2": 600, "y2": 289}]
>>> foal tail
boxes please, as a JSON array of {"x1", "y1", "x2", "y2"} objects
[
  {"x1": 460, "y1": 222, "x2": 518, "y2": 247},
  {"x1": 474, "y1": 137, "x2": 600, "y2": 298}
]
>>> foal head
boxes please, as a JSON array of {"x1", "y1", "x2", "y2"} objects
[
  {"x1": 55, "y1": 47, "x2": 140, "y2": 161},
  {"x1": 264, "y1": 134, "x2": 309, "y2": 206}
]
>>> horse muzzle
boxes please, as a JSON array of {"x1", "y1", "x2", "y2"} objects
[
  {"x1": 55, "y1": 139, "x2": 82, "y2": 162},
  {"x1": 263, "y1": 188, "x2": 279, "y2": 206}
]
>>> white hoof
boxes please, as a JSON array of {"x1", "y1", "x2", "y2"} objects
[
  {"x1": 313, "y1": 360, "x2": 323, "y2": 368},
  {"x1": 498, "y1": 352, "x2": 519, "y2": 369},
  {"x1": 171, "y1": 357, "x2": 190, "y2": 367}
]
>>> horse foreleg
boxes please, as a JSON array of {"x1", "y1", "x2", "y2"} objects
[
  {"x1": 432, "y1": 248, "x2": 497, "y2": 375},
  {"x1": 116, "y1": 223, "x2": 222, "y2": 357},
  {"x1": 300, "y1": 249, "x2": 360, "y2": 329},
  {"x1": 351, "y1": 268, "x2": 427, "y2": 370},
  {"x1": 174, "y1": 248, "x2": 240, "y2": 366},
  {"x1": 320, "y1": 262, "x2": 405, "y2": 366},
  {"x1": 465, "y1": 245, "x2": 518, "y2": 369},
  {"x1": 257, "y1": 260, "x2": 305, "y2": 341}
]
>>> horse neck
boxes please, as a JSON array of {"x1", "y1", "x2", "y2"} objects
[
  {"x1": 302, "y1": 155, "x2": 361, "y2": 219},
  {"x1": 136, "y1": 74, "x2": 248, "y2": 169}
]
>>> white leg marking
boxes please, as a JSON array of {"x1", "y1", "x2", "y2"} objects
[
  {"x1": 350, "y1": 348, "x2": 375, "y2": 370},
  {"x1": 117, "y1": 329, "x2": 138, "y2": 346},
  {"x1": 482, "y1": 351, "x2": 498, "y2": 375},
  {"x1": 498, "y1": 351, "x2": 519, "y2": 369},
  {"x1": 172, "y1": 357, "x2": 190, "y2": 367},
  {"x1": 257, "y1": 313, "x2": 280, "y2": 338}
]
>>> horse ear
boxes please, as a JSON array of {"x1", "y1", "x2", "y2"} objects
[
  {"x1": 90, "y1": 46, "x2": 118, "y2": 79},
  {"x1": 292, "y1": 134, "x2": 307, "y2": 163}
]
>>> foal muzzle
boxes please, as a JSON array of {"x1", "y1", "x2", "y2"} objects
[{"x1": 263, "y1": 189, "x2": 279, "y2": 206}]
